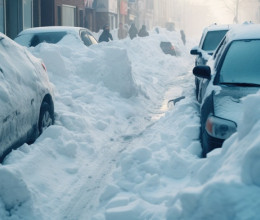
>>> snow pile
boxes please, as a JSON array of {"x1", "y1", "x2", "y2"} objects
[
  {"x1": 0, "y1": 28, "x2": 259, "y2": 220},
  {"x1": 31, "y1": 35, "x2": 137, "y2": 98},
  {"x1": 165, "y1": 93, "x2": 260, "y2": 220},
  {"x1": 92, "y1": 92, "x2": 260, "y2": 220}
]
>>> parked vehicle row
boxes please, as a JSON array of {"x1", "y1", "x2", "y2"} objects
[{"x1": 191, "y1": 23, "x2": 260, "y2": 157}]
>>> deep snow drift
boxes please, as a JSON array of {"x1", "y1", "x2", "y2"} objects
[{"x1": 0, "y1": 28, "x2": 259, "y2": 220}]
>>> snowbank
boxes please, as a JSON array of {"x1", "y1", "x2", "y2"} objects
[{"x1": 0, "y1": 28, "x2": 259, "y2": 220}]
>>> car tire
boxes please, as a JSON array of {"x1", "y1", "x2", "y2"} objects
[{"x1": 38, "y1": 102, "x2": 54, "y2": 135}]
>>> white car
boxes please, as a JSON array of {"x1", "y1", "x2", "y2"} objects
[
  {"x1": 0, "y1": 33, "x2": 55, "y2": 161},
  {"x1": 14, "y1": 26, "x2": 98, "y2": 47},
  {"x1": 190, "y1": 24, "x2": 231, "y2": 66},
  {"x1": 190, "y1": 24, "x2": 232, "y2": 101}
]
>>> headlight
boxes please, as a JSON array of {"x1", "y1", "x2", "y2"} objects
[{"x1": 205, "y1": 115, "x2": 237, "y2": 139}]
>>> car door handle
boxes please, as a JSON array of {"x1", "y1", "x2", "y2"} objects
[{"x1": 31, "y1": 99, "x2": 34, "y2": 105}]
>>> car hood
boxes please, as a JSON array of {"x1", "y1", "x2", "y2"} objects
[{"x1": 214, "y1": 86, "x2": 260, "y2": 124}]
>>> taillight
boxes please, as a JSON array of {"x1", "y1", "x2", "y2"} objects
[
  {"x1": 171, "y1": 45, "x2": 175, "y2": 50},
  {"x1": 41, "y1": 62, "x2": 47, "y2": 72}
]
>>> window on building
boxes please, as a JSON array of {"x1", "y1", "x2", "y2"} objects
[
  {"x1": 79, "y1": 10, "x2": 83, "y2": 27},
  {"x1": 62, "y1": 5, "x2": 76, "y2": 26},
  {"x1": 0, "y1": 0, "x2": 5, "y2": 33},
  {"x1": 57, "y1": 6, "x2": 62, "y2": 26},
  {"x1": 23, "y1": 0, "x2": 33, "y2": 29}
]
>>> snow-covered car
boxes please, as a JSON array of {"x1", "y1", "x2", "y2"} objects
[
  {"x1": 0, "y1": 33, "x2": 55, "y2": 161},
  {"x1": 190, "y1": 24, "x2": 231, "y2": 66},
  {"x1": 160, "y1": 41, "x2": 180, "y2": 56},
  {"x1": 193, "y1": 23, "x2": 260, "y2": 157},
  {"x1": 191, "y1": 24, "x2": 231, "y2": 101},
  {"x1": 14, "y1": 26, "x2": 98, "y2": 47}
]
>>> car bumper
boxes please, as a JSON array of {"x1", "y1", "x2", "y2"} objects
[{"x1": 202, "y1": 129, "x2": 225, "y2": 156}]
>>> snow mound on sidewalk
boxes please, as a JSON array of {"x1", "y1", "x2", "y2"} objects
[
  {"x1": 31, "y1": 35, "x2": 137, "y2": 98},
  {"x1": 165, "y1": 92, "x2": 260, "y2": 220},
  {"x1": 0, "y1": 167, "x2": 37, "y2": 219},
  {"x1": 92, "y1": 92, "x2": 260, "y2": 219},
  {"x1": 92, "y1": 96, "x2": 201, "y2": 219}
]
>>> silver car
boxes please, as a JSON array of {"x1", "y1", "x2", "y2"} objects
[
  {"x1": 0, "y1": 33, "x2": 55, "y2": 161},
  {"x1": 14, "y1": 26, "x2": 98, "y2": 47}
]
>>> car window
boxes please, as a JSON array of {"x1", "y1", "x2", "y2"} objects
[
  {"x1": 202, "y1": 30, "x2": 228, "y2": 51},
  {"x1": 219, "y1": 40, "x2": 260, "y2": 84},
  {"x1": 15, "y1": 31, "x2": 67, "y2": 47},
  {"x1": 214, "y1": 36, "x2": 227, "y2": 68},
  {"x1": 88, "y1": 34, "x2": 98, "y2": 45},
  {"x1": 80, "y1": 31, "x2": 92, "y2": 46}
]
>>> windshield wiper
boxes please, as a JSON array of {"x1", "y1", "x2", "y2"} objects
[{"x1": 220, "y1": 82, "x2": 260, "y2": 87}]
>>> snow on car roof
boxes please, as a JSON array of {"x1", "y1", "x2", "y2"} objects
[
  {"x1": 17, "y1": 26, "x2": 90, "y2": 35},
  {"x1": 203, "y1": 24, "x2": 232, "y2": 32},
  {"x1": 225, "y1": 23, "x2": 260, "y2": 41}
]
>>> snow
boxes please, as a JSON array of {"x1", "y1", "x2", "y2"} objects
[{"x1": 0, "y1": 28, "x2": 260, "y2": 220}]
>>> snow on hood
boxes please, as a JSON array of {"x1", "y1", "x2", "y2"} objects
[{"x1": 213, "y1": 86, "x2": 260, "y2": 124}]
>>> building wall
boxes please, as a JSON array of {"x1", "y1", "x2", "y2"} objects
[
  {"x1": 6, "y1": 0, "x2": 34, "y2": 39},
  {"x1": 0, "y1": 0, "x2": 5, "y2": 33},
  {"x1": 41, "y1": 0, "x2": 55, "y2": 26},
  {"x1": 54, "y1": 0, "x2": 85, "y2": 26}
]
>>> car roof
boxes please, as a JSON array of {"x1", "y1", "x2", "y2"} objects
[
  {"x1": 203, "y1": 24, "x2": 232, "y2": 32},
  {"x1": 18, "y1": 26, "x2": 91, "y2": 35},
  {"x1": 225, "y1": 23, "x2": 260, "y2": 41}
]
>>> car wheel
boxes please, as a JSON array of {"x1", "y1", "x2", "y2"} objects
[{"x1": 38, "y1": 102, "x2": 53, "y2": 134}]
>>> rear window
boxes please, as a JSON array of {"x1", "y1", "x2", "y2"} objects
[
  {"x1": 15, "y1": 31, "x2": 67, "y2": 47},
  {"x1": 202, "y1": 30, "x2": 228, "y2": 51}
]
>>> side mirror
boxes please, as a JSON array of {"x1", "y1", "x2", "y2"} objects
[
  {"x1": 190, "y1": 46, "x2": 201, "y2": 56},
  {"x1": 193, "y1": 66, "x2": 211, "y2": 80}
]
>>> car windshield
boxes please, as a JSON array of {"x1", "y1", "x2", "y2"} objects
[
  {"x1": 15, "y1": 31, "x2": 67, "y2": 47},
  {"x1": 219, "y1": 40, "x2": 260, "y2": 85},
  {"x1": 202, "y1": 30, "x2": 228, "y2": 51}
]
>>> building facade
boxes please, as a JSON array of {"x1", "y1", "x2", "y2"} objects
[
  {"x1": 1, "y1": 0, "x2": 86, "y2": 39},
  {"x1": 40, "y1": 0, "x2": 85, "y2": 27},
  {"x1": 94, "y1": 0, "x2": 118, "y2": 31},
  {"x1": 0, "y1": 0, "x2": 5, "y2": 34},
  {"x1": 2, "y1": 0, "x2": 34, "y2": 39}
]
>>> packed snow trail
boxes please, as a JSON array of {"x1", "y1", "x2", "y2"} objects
[{"x1": 59, "y1": 71, "x2": 195, "y2": 220}]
